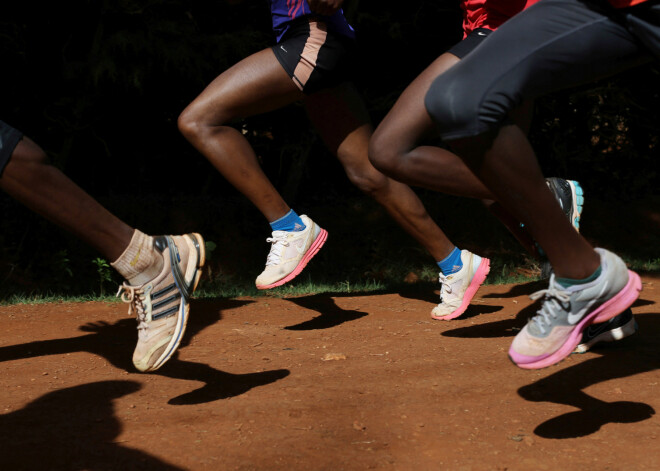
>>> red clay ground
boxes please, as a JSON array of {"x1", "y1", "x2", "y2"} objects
[{"x1": 0, "y1": 276, "x2": 658, "y2": 470}]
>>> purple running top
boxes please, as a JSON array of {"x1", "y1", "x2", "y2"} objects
[{"x1": 270, "y1": 0, "x2": 355, "y2": 42}]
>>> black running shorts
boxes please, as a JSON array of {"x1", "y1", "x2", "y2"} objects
[
  {"x1": 271, "y1": 17, "x2": 355, "y2": 95},
  {"x1": 0, "y1": 120, "x2": 23, "y2": 177},
  {"x1": 447, "y1": 28, "x2": 493, "y2": 59},
  {"x1": 425, "y1": 0, "x2": 660, "y2": 140}
]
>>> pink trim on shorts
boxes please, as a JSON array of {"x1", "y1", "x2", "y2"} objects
[{"x1": 291, "y1": 19, "x2": 328, "y2": 91}]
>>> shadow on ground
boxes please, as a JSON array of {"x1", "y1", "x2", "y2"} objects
[
  {"x1": 0, "y1": 298, "x2": 289, "y2": 405},
  {"x1": 518, "y1": 312, "x2": 660, "y2": 439},
  {"x1": 281, "y1": 283, "x2": 450, "y2": 331},
  {"x1": 0, "y1": 380, "x2": 184, "y2": 470}
]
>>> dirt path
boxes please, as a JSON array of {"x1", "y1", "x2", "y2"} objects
[{"x1": 0, "y1": 276, "x2": 658, "y2": 470}]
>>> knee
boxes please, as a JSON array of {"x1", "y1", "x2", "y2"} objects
[
  {"x1": 177, "y1": 105, "x2": 202, "y2": 141},
  {"x1": 343, "y1": 161, "x2": 388, "y2": 196},
  {"x1": 177, "y1": 101, "x2": 231, "y2": 142},
  {"x1": 368, "y1": 131, "x2": 402, "y2": 178}
]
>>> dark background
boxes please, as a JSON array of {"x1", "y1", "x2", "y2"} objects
[{"x1": 1, "y1": 0, "x2": 658, "y2": 297}]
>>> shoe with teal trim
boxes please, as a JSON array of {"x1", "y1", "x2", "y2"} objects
[{"x1": 510, "y1": 248, "x2": 641, "y2": 369}]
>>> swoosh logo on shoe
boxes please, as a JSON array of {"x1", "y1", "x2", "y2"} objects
[
  {"x1": 291, "y1": 230, "x2": 313, "y2": 255},
  {"x1": 566, "y1": 280, "x2": 609, "y2": 324},
  {"x1": 583, "y1": 321, "x2": 612, "y2": 340}
]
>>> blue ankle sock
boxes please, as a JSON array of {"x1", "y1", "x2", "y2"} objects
[
  {"x1": 437, "y1": 247, "x2": 463, "y2": 275},
  {"x1": 556, "y1": 265, "x2": 602, "y2": 288},
  {"x1": 270, "y1": 209, "x2": 306, "y2": 232}
]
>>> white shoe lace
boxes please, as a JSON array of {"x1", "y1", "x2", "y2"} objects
[
  {"x1": 438, "y1": 273, "x2": 453, "y2": 303},
  {"x1": 529, "y1": 285, "x2": 571, "y2": 334},
  {"x1": 265, "y1": 234, "x2": 289, "y2": 267},
  {"x1": 117, "y1": 283, "x2": 148, "y2": 331}
]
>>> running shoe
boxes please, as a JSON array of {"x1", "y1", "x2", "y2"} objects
[
  {"x1": 255, "y1": 215, "x2": 327, "y2": 289},
  {"x1": 431, "y1": 250, "x2": 490, "y2": 320},
  {"x1": 541, "y1": 178, "x2": 584, "y2": 278},
  {"x1": 118, "y1": 233, "x2": 205, "y2": 372},
  {"x1": 546, "y1": 177, "x2": 584, "y2": 231},
  {"x1": 574, "y1": 308, "x2": 638, "y2": 353},
  {"x1": 509, "y1": 248, "x2": 641, "y2": 369}
]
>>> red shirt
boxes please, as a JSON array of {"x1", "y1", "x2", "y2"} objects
[
  {"x1": 461, "y1": 0, "x2": 540, "y2": 37},
  {"x1": 607, "y1": 0, "x2": 648, "y2": 7},
  {"x1": 462, "y1": 0, "x2": 652, "y2": 37}
]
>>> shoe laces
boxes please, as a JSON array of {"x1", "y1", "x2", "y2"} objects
[
  {"x1": 265, "y1": 233, "x2": 289, "y2": 267},
  {"x1": 438, "y1": 273, "x2": 454, "y2": 302},
  {"x1": 529, "y1": 285, "x2": 571, "y2": 334},
  {"x1": 117, "y1": 283, "x2": 148, "y2": 331}
]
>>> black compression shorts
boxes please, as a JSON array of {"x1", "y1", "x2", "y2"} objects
[
  {"x1": 425, "y1": 0, "x2": 660, "y2": 140},
  {"x1": 0, "y1": 120, "x2": 23, "y2": 177},
  {"x1": 271, "y1": 16, "x2": 355, "y2": 95},
  {"x1": 447, "y1": 28, "x2": 493, "y2": 59}
]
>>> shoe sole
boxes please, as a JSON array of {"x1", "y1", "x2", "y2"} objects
[
  {"x1": 574, "y1": 318, "x2": 638, "y2": 354},
  {"x1": 256, "y1": 229, "x2": 328, "y2": 290},
  {"x1": 509, "y1": 269, "x2": 642, "y2": 370},
  {"x1": 431, "y1": 257, "x2": 491, "y2": 321},
  {"x1": 567, "y1": 180, "x2": 584, "y2": 231},
  {"x1": 149, "y1": 233, "x2": 206, "y2": 372}
]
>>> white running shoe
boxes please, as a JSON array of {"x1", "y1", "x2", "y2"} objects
[
  {"x1": 431, "y1": 250, "x2": 490, "y2": 320},
  {"x1": 255, "y1": 215, "x2": 327, "y2": 289},
  {"x1": 117, "y1": 233, "x2": 205, "y2": 372},
  {"x1": 509, "y1": 248, "x2": 641, "y2": 370}
]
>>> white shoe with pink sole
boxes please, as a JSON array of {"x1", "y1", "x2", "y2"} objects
[
  {"x1": 256, "y1": 215, "x2": 327, "y2": 290},
  {"x1": 431, "y1": 250, "x2": 490, "y2": 320}
]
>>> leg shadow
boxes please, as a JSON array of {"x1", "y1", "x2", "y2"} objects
[
  {"x1": 283, "y1": 293, "x2": 367, "y2": 330},
  {"x1": 481, "y1": 279, "x2": 546, "y2": 299},
  {"x1": 0, "y1": 380, "x2": 183, "y2": 470},
  {"x1": 156, "y1": 356, "x2": 290, "y2": 405},
  {"x1": 441, "y1": 302, "x2": 534, "y2": 339},
  {"x1": 0, "y1": 298, "x2": 252, "y2": 371},
  {"x1": 518, "y1": 312, "x2": 660, "y2": 439}
]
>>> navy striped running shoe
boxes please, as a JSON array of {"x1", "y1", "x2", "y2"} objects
[{"x1": 118, "y1": 233, "x2": 205, "y2": 372}]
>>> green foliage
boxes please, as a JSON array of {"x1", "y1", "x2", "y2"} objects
[
  {"x1": 53, "y1": 250, "x2": 74, "y2": 278},
  {"x1": 531, "y1": 66, "x2": 660, "y2": 197},
  {"x1": 0, "y1": 1, "x2": 658, "y2": 299},
  {"x1": 92, "y1": 258, "x2": 114, "y2": 296}
]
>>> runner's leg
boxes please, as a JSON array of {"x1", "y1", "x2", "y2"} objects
[
  {"x1": 424, "y1": 0, "x2": 652, "y2": 279},
  {"x1": 178, "y1": 48, "x2": 305, "y2": 223},
  {"x1": 0, "y1": 136, "x2": 133, "y2": 261},
  {"x1": 305, "y1": 82, "x2": 455, "y2": 262}
]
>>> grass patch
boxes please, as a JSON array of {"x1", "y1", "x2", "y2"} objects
[{"x1": 0, "y1": 292, "x2": 120, "y2": 306}]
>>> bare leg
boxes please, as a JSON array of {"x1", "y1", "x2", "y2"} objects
[
  {"x1": 178, "y1": 48, "x2": 305, "y2": 223},
  {"x1": 305, "y1": 82, "x2": 455, "y2": 261},
  {"x1": 370, "y1": 53, "x2": 539, "y2": 258},
  {"x1": 0, "y1": 137, "x2": 133, "y2": 261},
  {"x1": 369, "y1": 53, "x2": 491, "y2": 199},
  {"x1": 451, "y1": 126, "x2": 599, "y2": 279}
]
